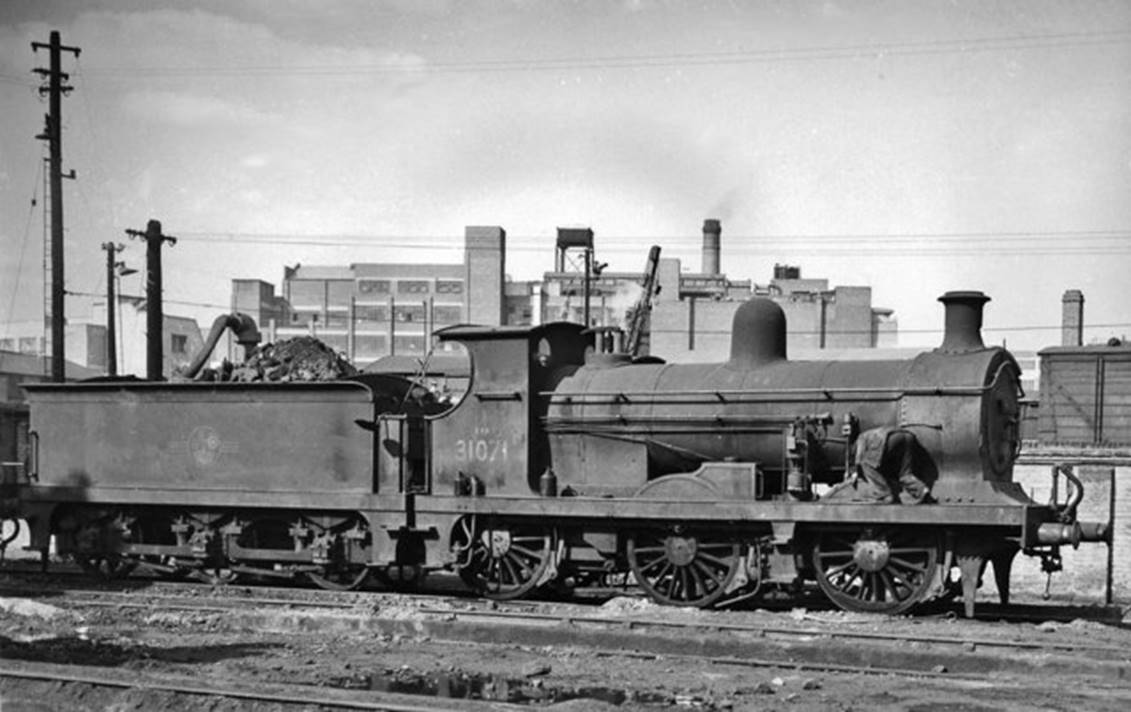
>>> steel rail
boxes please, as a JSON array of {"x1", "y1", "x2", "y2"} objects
[
  {"x1": 415, "y1": 606, "x2": 1129, "y2": 657},
  {"x1": 0, "y1": 662, "x2": 521, "y2": 711}
]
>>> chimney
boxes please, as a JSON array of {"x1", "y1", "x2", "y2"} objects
[
  {"x1": 1061, "y1": 290, "x2": 1084, "y2": 346},
  {"x1": 936, "y1": 291, "x2": 990, "y2": 353},
  {"x1": 465, "y1": 226, "x2": 506, "y2": 326},
  {"x1": 701, "y1": 219, "x2": 721, "y2": 275}
]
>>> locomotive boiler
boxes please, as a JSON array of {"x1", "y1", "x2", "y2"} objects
[
  {"x1": 7, "y1": 291, "x2": 1111, "y2": 617},
  {"x1": 544, "y1": 291, "x2": 1022, "y2": 501}
]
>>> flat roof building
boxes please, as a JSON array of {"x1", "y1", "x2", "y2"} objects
[{"x1": 239, "y1": 227, "x2": 505, "y2": 365}]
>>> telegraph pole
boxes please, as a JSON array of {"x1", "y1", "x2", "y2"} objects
[
  {"x1": 101, "y1": 243, "x2": 124, "y2": 376},
  {"x1": 126, "y1": 220, "x2": 176, "y2": 380},
  {"x1": 32, "y1": 31, "x2": 81, "y2": 382}
]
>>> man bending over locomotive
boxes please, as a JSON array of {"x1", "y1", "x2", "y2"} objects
[{"x1": 827, "y1": 427, "x2": 933, "y2": 504}]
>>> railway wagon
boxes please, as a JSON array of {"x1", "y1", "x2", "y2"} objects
[{"x1": 13, "y1": 292, "x2": 1110, "y2": 615}]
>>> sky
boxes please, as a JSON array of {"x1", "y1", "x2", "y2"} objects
[{"x1": 1, "y1": 0, "x2": 1129, "y2": 352}]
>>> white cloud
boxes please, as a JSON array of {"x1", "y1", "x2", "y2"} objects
[
  {"x1": 120, "y1": 90, "x2": 281, "y2": 128},
  {"x1": 240, "y1": 154, "x2": 270, "y2": 168}
]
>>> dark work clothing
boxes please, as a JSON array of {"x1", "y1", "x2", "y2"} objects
[{"x1": 826, "y1": 427, "x2": 930, "y2": 504}]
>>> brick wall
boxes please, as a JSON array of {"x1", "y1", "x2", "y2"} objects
[{"x1": 1006, "y1": 464, "x2": 1128, "y2": 605}]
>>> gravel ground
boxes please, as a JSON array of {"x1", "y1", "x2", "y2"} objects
[{"x1": 3, "y1": 587, "x2": 1130, "y2": 712}]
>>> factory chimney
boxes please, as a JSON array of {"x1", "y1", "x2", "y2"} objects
[
  {"x1": 701, "y1": 219, "x2": 721, "y2": 275},
  {"x1": 1061, "y1": 290, "x2": 1084, "y2": 347}
]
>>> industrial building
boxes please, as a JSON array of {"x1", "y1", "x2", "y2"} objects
[
  {"x1": 230, "y1": 219, "x2": 899, "y2": 367},
  {"x1": 0, "y1": 298, "x2": 204, "y2": 379},
  {"x1": 654, "y1": 221, "x2": 896, "y2": 361},
  {"x1": 231, "y1": 227, "x2": 505, "y2": 365}
]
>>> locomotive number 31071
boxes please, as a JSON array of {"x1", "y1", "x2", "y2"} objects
[{"x1": 454, "y1": 432, "x2": 509, "y2": 462}]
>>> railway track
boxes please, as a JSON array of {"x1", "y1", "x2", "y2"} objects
[
  {"x1": 5, "y1": 573, "x2": 1128, "y2": 682},
  {"x1": 4, "y1": 559, "x2": 1122, "y2": 622},
  {"x1": 5, "y1": 574, "x2": 1131, "y2": 710}
]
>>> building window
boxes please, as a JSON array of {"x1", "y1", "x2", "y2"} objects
[
  {"x1": 358, "y1": 279, "x2": 390, "y2": 295},
  {"x1": 288, "y1": 280, "x2": 325, "y2": 307},
  {"x1": 394, "y1": 304, "x2": 425, "y2": 323},
  {"x1": 355, "y1": 305, "x2": 389, "y2": 323},
  {"x1": 394, "y1": 335, "x2": 426, "y2": 352},
  {"x1": 354, "y1": 334, "x2": 387, "y2": 356},
  {"x1": 432, "y1": 305, "x2": 463, "y2": 324},
  {"x1": 290, "y1": 310, "x2": 320, "y2": 326},
  {"x1": 320, "y1": 334, "x2": 348, "y2": 353},
  {"x1": 171, "y1": 334, "x2": 188, "y2": 355},
  {"x1": 435, "y1": 279, "x2": 463, "y2": 295},
  {"x1": 327, "y1": 280, "x2": 353, "y2": 304},
  {"x1": 397, "y1": 280, "x2": 430, "y2": 294}
]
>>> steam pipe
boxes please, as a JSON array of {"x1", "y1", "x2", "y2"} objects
[
  {"x1": 1056, "y1": 464, "x2": 1085, "y2": 523},
  {"x1": 181, "y1": 313, "x2": 261, "y2": 379}
]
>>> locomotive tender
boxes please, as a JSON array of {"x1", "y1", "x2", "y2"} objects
[{"x1": 12, "y1": 291, "x2": 1110, "y2": 615}]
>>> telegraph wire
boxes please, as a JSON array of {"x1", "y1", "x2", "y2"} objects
[
  {"x1": 81, "y1": 29, "x2": 1131, "y2": 78},
  {"x1": 3, "y1": 159, "x2": 44, "y2": 336},
  {"x1": 169, "y1": 230, "x2": 1131, "y2": 256},
  {"x1": 59, "y1": 290, "x2": 1131, "y2": 338},
  {"x1": 0, "y1": 73, "x2": 37, "y2": 87},
  {"x1": 175, "y1": 229, "x2": 1131, "y2": 243}
]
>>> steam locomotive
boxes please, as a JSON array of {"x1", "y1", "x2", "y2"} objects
[{"x1": 9, "y1": 291, "x2": 1110, "y2": 616}]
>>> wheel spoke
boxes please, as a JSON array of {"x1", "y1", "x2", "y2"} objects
[
  {"x1": 501, "y1": 555, "x2": 522, "y2": 586},
  {"x1": 693, "y1": 558, "x2": 723, "y2": 585},
  {"x1": 638, "y1": 554, "x2": 668, "y2": 575},
  {"x1": 654, "y1": 561, "x2": 675, "y2": 591},
  {"x1": 509, "y1": 543, "x2": 543, "y2": 561},
  {"x1": 814, "y1": 528, "x2": 938, "y2": 614},
  {"x1": 687, "y1": 562, "x2": 709, "y2": 594},
  {"x1": 675, "y1": 567, "x2": 690, "y2": 600},
  {"x1": 453, "y1": 519, "x2": 553, "y2": 601},
  {"x1": 697, "y1": 551, "x2": 734, "y2": 568},
  {"x1": 887, "y1": 555, "x2": 929, "y2": 573},
  {"x1": 628, "y1": 531, "x2": 738, "y2": 608}
]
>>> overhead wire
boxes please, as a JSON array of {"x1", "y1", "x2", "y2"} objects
[
  {"x1": 80, "y1": 29, "x2": 1131, "y2": 78},
  {"x1": 59, "y1": 288, "x2": 1130, "y2": 339},
  {"x1": 3, "y1": 159, "x2": 44, "y2": 337},
  {"x1": 168, "y1": 230, "x2": 1131, "y2": 256}
]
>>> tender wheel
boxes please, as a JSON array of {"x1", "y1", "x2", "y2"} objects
[
  {"x1": 76, "y1": 555, "x2": 135, "y2": 580},
  {"x1": 305, "y1": 517, "x2": 371, "y2": 591},
  {"x1": 452, "y1": 519, "x2": 554, "y2": 600},
  {"x1": 125, "y1": 515, "x2": 191, "y2": 580},
  {"x1": 308, "y1": 565, "x2": 370, "y2": 591},
  {"x1": 191, "y1": 564, "x2": 240, "y2": 586},
  {"x1": 812, "y1": 527, "x2": 940, "y2": 614},
  {"x1": 627, "y1": 528, "x2": 740, "y2": 607},
  {"x1": 72, "y1": 513, "x2": 135, "y2": 580},
  {"x1": 373, "y1": 565, "x2": 425, "y2": 592}
]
